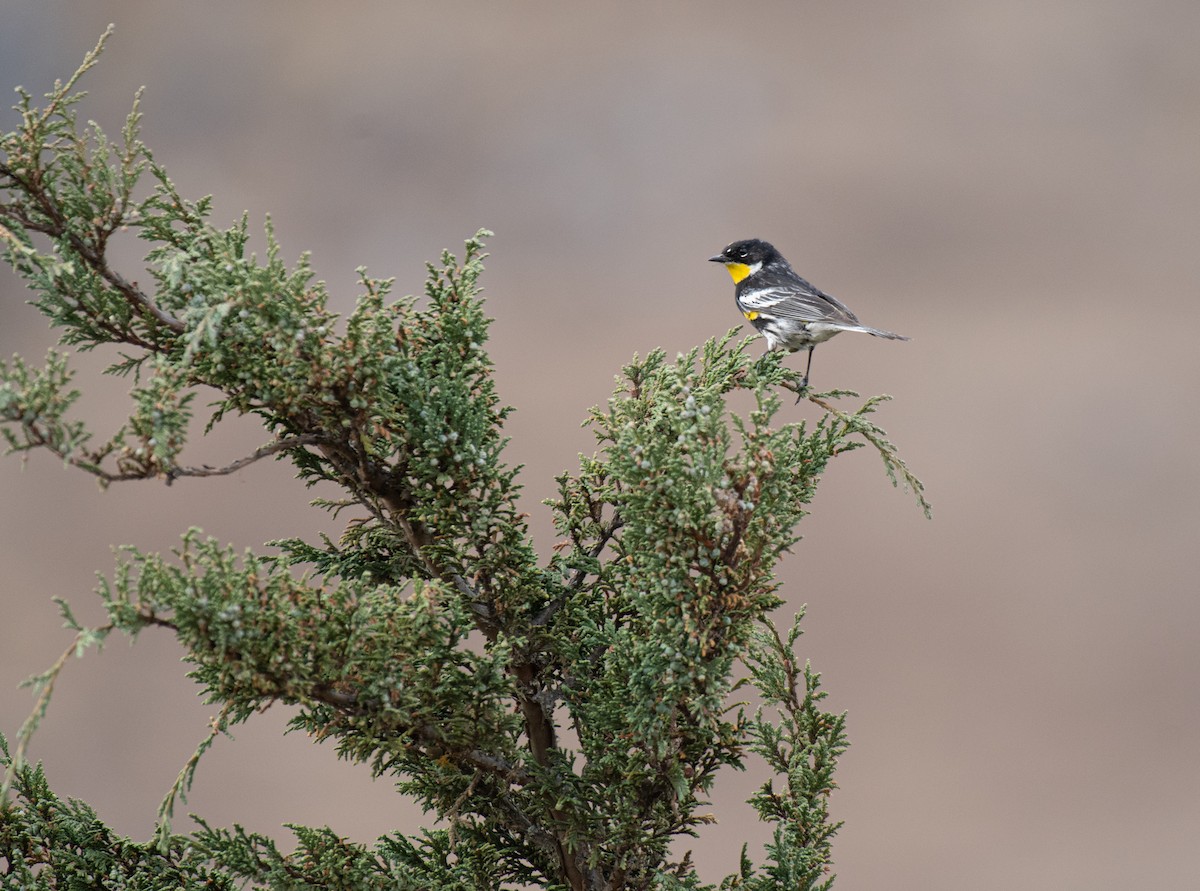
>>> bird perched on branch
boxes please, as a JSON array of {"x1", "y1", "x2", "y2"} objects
[{"x1": 710, "y1": 238, "x2": 908, "y2": 389}]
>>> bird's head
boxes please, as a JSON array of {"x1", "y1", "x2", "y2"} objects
[{"x1": 708, "y1": 238, "x2": 780, "y2": 283}]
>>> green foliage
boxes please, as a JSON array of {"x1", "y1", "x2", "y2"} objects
[
  {"x1": 0, "y1": 350, "x2": 89, "y2": 463},
  {"x1": 735, "y1": 613, "x2": 848, "y2": 891},
  {"x1": 1, "y1": 30, "x2": 927, "y2": 891},
  {"x1": 0, "y1": 736, "x2": 234, "y2": 891}
]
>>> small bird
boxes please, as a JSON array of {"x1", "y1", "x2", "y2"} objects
[{"x1": 710, "y1": 238, "x2": 908, "y2": 389}]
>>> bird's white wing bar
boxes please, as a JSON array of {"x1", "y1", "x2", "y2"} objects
[{"x1": 737, "y1": 287, "x2": 830, "y2": 322}]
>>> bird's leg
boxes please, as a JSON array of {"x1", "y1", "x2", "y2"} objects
[{"x1": 794, "y1": 347, "x2": 814, "y2": 403}]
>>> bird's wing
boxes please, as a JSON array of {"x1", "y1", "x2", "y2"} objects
[{"x1": 738, "y1": 277, "x2": 861, "y2": 326}]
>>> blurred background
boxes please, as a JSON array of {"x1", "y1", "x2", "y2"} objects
[{"x1": 2, "y1": 3, "x2": 1198, "y2": 888}]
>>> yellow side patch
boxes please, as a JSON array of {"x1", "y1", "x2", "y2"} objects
[
  {"x1": 743, "y1": 310, "x2": 759, "y2": 321},
  {"x1": 724, "y1": 262, "x2": 752, "y2": 283}
]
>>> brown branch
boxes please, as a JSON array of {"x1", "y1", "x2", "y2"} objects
[
  {"x1": 0, "y1": 161, "x2": 184, "y2": 339},
  {"x1": 315, "y1": 446, "x2": 587, "y2": 885},
  {"x1": 163, "y1": 434, "x2": 326, "y2": 484},
  {"x1": 531, "y1": 511, "x2": 625, "y2": 630},
  {"x1": 379, "y1": 485, "x2": 583, "y2": 886},
  {"x1": 13, "y1": 422, "x2": 322, "y2": 486},
  {"x1": 566, "y1": 512, "x2": 625, "y2": 593},
  {"x1": 71, "y1": 228, "x2": 185, "y2": 334},
  {"x1": 307, "y1": 682, "x2": 532, "y2": 787}
]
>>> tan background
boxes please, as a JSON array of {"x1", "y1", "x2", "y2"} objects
[{"x1": 2, "y1": 3, "x2": 1198, "y2": 888}]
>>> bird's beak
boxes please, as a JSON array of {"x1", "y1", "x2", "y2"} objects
[{"x1": 708, "y1": 254, "x2": 727, "y2": 264}]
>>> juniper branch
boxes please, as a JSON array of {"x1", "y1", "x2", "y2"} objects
[{"x1": 805, "y1": 389, "x2": 932, "y2": 518}]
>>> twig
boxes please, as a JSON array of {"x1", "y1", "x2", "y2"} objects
[
  {"x1": 12, "y1": 423, "x2": 323, "y2": 486},
  {"x1": 566, "y1": 513, "x2": 625, "y2": 593},
  {"x1": 1, "y1": 622, "x2": 114, "y2": 803},
  {"x1": 155, "y1": 702, "x2": 235, "y2": 850},
  {"x1": 804, "y1": 390, "x2": 932, "y2": 518},
  {"x1": 309, "y1": 683, "x2": 531, "y2": 786},
  {"x1": 0, "y1": 162, "x2": 185, "y2": 337},
  {"x1": 164, "y1": 434, "x2": 327, "y2": 484}
]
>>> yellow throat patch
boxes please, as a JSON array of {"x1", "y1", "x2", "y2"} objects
[{"x1": 723, "y1": 262, "x2": 752, "y2": 283}]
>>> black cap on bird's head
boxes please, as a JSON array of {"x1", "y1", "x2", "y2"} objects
[{"x1": 708, "y1": 238, "x2": 780, "y2": 266}]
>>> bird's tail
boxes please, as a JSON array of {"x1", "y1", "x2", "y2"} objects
[{"x1": 856, "y1": 325, "x2": 909, "y2": 341}]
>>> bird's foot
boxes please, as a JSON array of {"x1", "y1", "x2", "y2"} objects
[{"x1": 794, "y1": 377, "x2": 810, "y2": 403}]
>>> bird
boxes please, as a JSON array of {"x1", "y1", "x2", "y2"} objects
[{"x1": 709, "y1": 238, "x2": 908, "y2": 390}]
